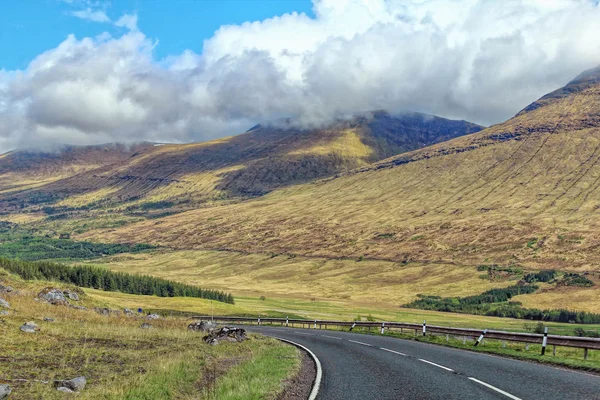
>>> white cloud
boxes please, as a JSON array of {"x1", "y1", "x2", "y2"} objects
[
  {"x1": 2, "y1": 0, "x2": 600, "y2": 152},
  {"x1": 115, "y1": 13, "x2": 138, "y2": 31},
  {"x1": 69, "y1": 8, "x2": 110, "y2": 23}
]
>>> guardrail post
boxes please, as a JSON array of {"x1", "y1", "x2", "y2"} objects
[
  {"x1": 381, "y1": 322, "x2": 385, "y2": 335},
  {"x1": 350, "y1": 322, "x2": 356, "y2": 332},
  {"x1": 422, "y1": 320, "x2": 427, "y2": 336},
  {"x1": 553, "y1": 345, "x2": 556, "y2": 356},
  {"x1": 541, "y1": 327, "x2": 549, "y2": 355},
  {"x1": 474, "y1": 329, "x2": 487, "y2": 346},
  {"x1": 584, "y1": 348, "x2": 589, "y2": 360},
  {"x1": 286, "y1": 316, "x2": 289, "y2": 327},
  {"x1": 258, "y1": 317, "x2": 261, "y2": 326},
  {"x1": 314, "y1": 320, "x2": 317, "y2": 329}
]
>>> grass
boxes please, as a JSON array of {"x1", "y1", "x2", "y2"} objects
[{"x1": 0, "y1": 270, "x2": 300, "y2": 399}]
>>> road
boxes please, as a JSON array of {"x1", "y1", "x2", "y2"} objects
[{"x1": 245, "y1": 325, "x2": 600, "y2": 400}]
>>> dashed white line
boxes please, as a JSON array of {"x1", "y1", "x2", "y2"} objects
[
  {"x1": 380, "y1": 347, "x2": 407, "y2": 356},
  {"x1": 348, "y1": 339, "x2": 373, "y2": 347},
  {"x1": 296, "y1": 332, "x2": 315, "y2": 336},
  {"x1": 468, "y1": 377, "x2": 522, "y2": 400},
  {"x1": 321, "y1": 335, "x2": 342, "y2": 340},
  {"x1": 418, "y1": 359, "x2": 454, "y2": 372}
]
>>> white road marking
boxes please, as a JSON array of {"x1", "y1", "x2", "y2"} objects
[
  {"x1": 321, "y1": 335, "x2": 342, "y2": 340},
  {"x1": 380, "y1": 347, "x2": 407, "y2": 356},
  {"x1": 274, "y1": 337, "x2": 322, "y2": 400},
  {"x1": 468, "y1": 377, "x2": 523, "y2": 400},
  {"x1": 296, "y1": 332, "x2": 315, "y2": 336},
  {"x1": 348, "y1": 339, "x2": 373, "y2": 347},
  {"x1": 418, "y1": 359, "x2": 454, "y2": 372}
]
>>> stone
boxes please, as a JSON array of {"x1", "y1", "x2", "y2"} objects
[
  {"x1": 140, "y1": 323, "x2": 152, "y2": 329},
  {"x1": 37, "y1": 288, "x2": 68, "y2": 306},
  {"x1": 0, "y1": 311, "x2": 8, "y2": 316},
  {"x1": 146, "y1": 314, "x2": 160, "y2": 320},
  {"x1": 55, "y1": 376, "x2": 86, "y2": 392},
  {"x1": 43, "y1": 317, "x2": 55, "y2": 322},
  {"x1": 20, "y1": 321, "x2": 40, "y2": 333},
  {"x1": 93, "y1": 307, "x2": 110, "y2": 315},
  {"x1": 203, "y1": 327, "x2": 247, "y2": 345},
  {"x1": 0, "y1": 384, "x2": 11, "y2": 399},
  {"x1": 56, "y1": 387, "x2": 74, "y2": 393},
  {"x1": 188, "y1": 320, "x2": 216, "y2": 332},
  {"x1": 123, "y1": 308, "x2": 133, "y2": 315},
  {"x1": 63, "y1": 290, "x2": 80, "y2": 301},
  {"x1": 0, "y1": 298, "x2": 9, "y2": 309},
  {"x1": 70, "y1": 305, "x2": 87, "y2": 311},
  {"x1": 0, "y1": 284, "x2": 13, "y2": 294}
]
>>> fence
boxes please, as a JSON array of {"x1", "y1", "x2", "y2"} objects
[{"x1": 192, "y1": 316, "x2": 600, "y2": 359}]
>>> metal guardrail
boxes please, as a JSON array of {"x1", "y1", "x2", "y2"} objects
[{"x1": 192, "y1": 316, "x2": 600, "y2": 359}]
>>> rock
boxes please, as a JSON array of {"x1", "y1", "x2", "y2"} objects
[
  {"x1": 93, "y1": 307, "x2": 110, "y2": 315},
  {"x1": 38, "y1": 288, "x2": 68, "y2": 306},
  {"x1": 140, "y1": 323, "x2": 152, "y2": 329},
  {"x1": 0, "y1": 384, "x2": 11, "y2": 399},
  {"x1": 146, "y1": 314, "x2": 160, "y2": 320},
  {"x1": 0, "y1": 310, "x2": 8, "y2": 316},
  {"x1": 123, "y1": 308, "x2": 133, "y2": 316},
  {"x1": 55, "y1": 376, "x2": 86, "y2": 392},
  {"x1": 56, "y1": 387, "x2": 74, "y2": 393},
  {"x1": 0, "y1": 298, "x2": 9, "y2": 309},
  {"x1": 70, "y1": 305, "x2": 87, "y2": 311},
  {"x1": 43, "y1": 317, "x2": 55, "y2": 322},
  {"x1": 188, "y1": 320, "x2": 216, "y2": 332},
  {"x1": 63, "y1": 290, "x2": 79, "y2": 301},
  {"x1": 20, "y1": 321, "x2": 40, "y2": 333},
  {"x1": 203, "y1": 327, "x2": 247, "y2": 345},
  {"x1": 0, "y1": 284, "x2": 13, "y2": 293}
]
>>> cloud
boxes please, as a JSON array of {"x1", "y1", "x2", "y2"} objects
[
  {"x1": 115, "y1": 13, "x2": 138, "y2": 31},
  {"x1": 2, "y1": 0, "x2": 600, "y2": 152},
  {"x1": 69, "y1": 8, "x2": 110, "y2": 23}
]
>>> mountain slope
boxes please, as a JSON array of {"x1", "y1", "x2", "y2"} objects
[
  {"x1": 88, "y1": 66, "x2": 600, "y2": 272},
  {"x1": 0, "y1": 111, "x2": 482, "y2": 211}
]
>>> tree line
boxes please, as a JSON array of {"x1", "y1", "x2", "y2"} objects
[
  {"x1": 404, "y1": 285, "x2": 600, "y2": 324},
  {"x1": 0, "y1": 257, "x2": 234, "y2": 304}
]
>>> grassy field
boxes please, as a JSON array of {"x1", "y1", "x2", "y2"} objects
[{"x1": 0, "y1": 270, "x2": 300, "y2": 399}]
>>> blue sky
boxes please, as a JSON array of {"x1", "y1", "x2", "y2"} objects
[{"x1": 1, "y1": 0, "x2": 314, "y2": 70}]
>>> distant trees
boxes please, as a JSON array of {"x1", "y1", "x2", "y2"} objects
[
  {"x1": 0, "y1": 257, "x2": 234, "y2": 304},
  {"x1": 404, "y1": 285, "x2": 600, "y2": 324}
]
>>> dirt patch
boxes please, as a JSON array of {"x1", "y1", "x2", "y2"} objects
[{"x1": 277, "y1": 348, "x2": 316, "y2": 400}]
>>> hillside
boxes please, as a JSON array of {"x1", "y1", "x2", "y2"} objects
[
  {"x1": 82, "y1": 67, "x2": 600, "y2": 311},
  {"x1": 0, "y1": 112, "x2": 481, "y2": 212},
  {"x1": 0, "y1": 143, "x2": 153, "y2": 198}
]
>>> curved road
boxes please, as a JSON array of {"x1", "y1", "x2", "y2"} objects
[{"x1": 245, "y1": 326, "x2": 600, "y2": 400}]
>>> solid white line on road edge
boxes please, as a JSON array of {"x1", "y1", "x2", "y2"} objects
[
  {"x1": 468, "y1": 378, "x2": 522, "y2": 400},
  {"x1": 348, "y1": 339, "x2": 373, "y2": 347},
  {"x1": 321, "y1": 334, "x2": 342, "y2": 340},
  {"x1": 273, "y1": 337, "x2": 322, "y2": 400},
  {"x1": 380, "y1": 348, "x2": 407, "y2": 356},
  {"x1": 418, "y1": 359, "x2": 454, "y2": 372}
]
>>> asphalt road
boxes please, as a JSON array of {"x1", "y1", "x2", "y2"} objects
[{"x1": 245, "y1": 325, "x2": 600, "y2": 400}]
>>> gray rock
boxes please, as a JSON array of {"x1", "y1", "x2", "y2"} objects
[
  {"x1": 20, "y1": 321, "x2": 40, "y2": 333},
  {"x1": 140, "y1": 323, "x2": 152, "y2": 329},
  {"x1": 56, "y1": 387, "x2": 74, "y2": 393},
  {"x1": 55, "y1": 376, "x2": 86, "y2": 392},
  {"x1": 188, "y1": 320, "x2": 216, "y2": 332},
  {"x1": 0, "y1": 310, "x2": 8, "y2": 316},
  {"x1": 123, "y1": 308, "x2": 133, "y2": 315},
  {"x1": 203, "y1": 327, "x2": 247, "y2": 345},
  {"x1": 63, "y1": 290, "x2": 79, "y2": 301},
  {"x1": 38, "y1": 288, "x2": 68, "y2": 305},
  {"x1": 0, "y1": 384, "x2": 11, "y2": 399},
  {"x1": 0, "y1": 284, "x2": 13, "y2": 293},
  {"x1": 0, "y1": 298, "x2": 9, "y2": 309},
  {"x1": 146, "y1": 314, "x2": 160, "y2": 320},
  {"x1": 43, "y1": 317, "x2": 55, "y2": 322},
  {"x1": 93, "y1": 307, "x2": 110, "y2": 315}
]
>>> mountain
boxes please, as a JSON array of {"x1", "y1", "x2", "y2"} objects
[
  {"x1": 0, "y1": 111, "x2": 482, "y2": 212},
  {"x1": 0, "y1": 143, "x2": 153, "y2": 197},
  {"x1": 91, "y1": 66, "x2": 600, "y2": 275}
]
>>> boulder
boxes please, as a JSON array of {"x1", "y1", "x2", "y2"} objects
[
  {"x1": 37, "y1": 288, "x2": 68, "y2": 306},
  {"x1": 146, "y1": 314, "x2": 160, "y2": 320},
  {"x1": 203, "y1": 327, "x2": 247, "y2": 345},
  {"x1": 56, "y1": 387, "x2": 74, "y2": 393},
  {"x1": 55, "y1": 376, "x2": 86, "y2": 392},
  {"x1": 0, "y1": 284, "x2": 13, "y2": 294},
  {"x1": 63, "y1": 290, "x2": 79, "y2": 301},
  {"x1": 93, "y1": 307, "x2": 110, "y2": 315},
  {"x1": 0, "y1": 298, "x2": 9, "y2": 309},
  {"x1": 188, "y1": 320, "x2": 216, "y2": 332},
  {"x1": 140, "y1": 323, "x2": 152, "y2": 329},
  {"x1": 43, "y1": 317, "x2": 55, "y2": 322},
  {"x1": 123, "y1": 308, "x2": 133, "y2": 316},
  {"x1": 0, "y1": 384, "x2": 11, "y2": 399},
  {"x1": 0, "y1": 310, "x2": 8, "y2": 316},
  {"x1": 20, "y1": 321, "x2": 40, "y2": 333}
]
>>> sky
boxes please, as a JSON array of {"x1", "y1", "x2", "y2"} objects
[{"x1": 1, "y1": 0, "x2": 600, "y2": 152}]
